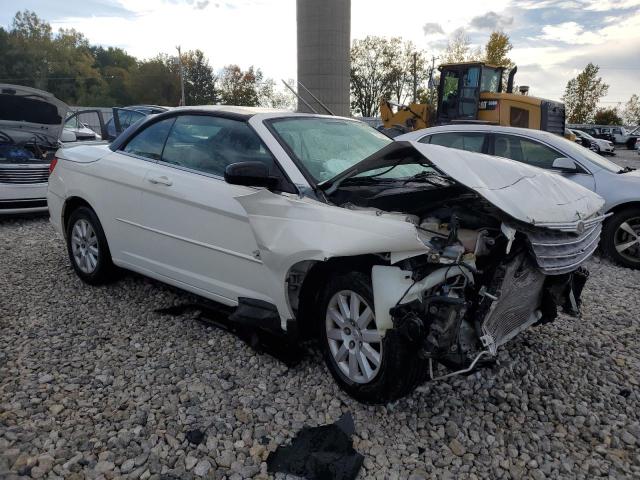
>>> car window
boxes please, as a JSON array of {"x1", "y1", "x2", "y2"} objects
[
  {"x1": 122, "y1": 118, "x2": 176, "y2": 160},
  {"x1": 162, "y1": 115, "x2": 276, "y2": 177},
  {"x1": 493, "y1": 134, "x2": 561, "y2": 169},
  {"x1": 424, "y1": 132, "x2": 486, "y2": 153},
  {"x1": 270, "y1": 117, "x2": 391, "y2": 183}
]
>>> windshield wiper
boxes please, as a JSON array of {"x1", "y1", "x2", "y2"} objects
[
  {"x1": 402, "y1": 171, "x2": 452, "y2": 185},
  {"x1": 618, "y1": 166, "x2": 636, "y2": 173}
]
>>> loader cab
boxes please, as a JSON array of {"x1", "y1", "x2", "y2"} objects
[{"x1": 436, "y1": 63, "x2": 505, "y2": 124}]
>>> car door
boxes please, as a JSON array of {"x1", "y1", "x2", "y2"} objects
[
  {"x1": 490, "y1": 133, "x2": 596, "y2": 191},
  {"x1": 97, "y1": 117, "x2": 177, "y2": 265},
  {"x1": 418, "y1": 131, "x2": 489, "y2": 154},
  {"x1": 135, "y1": 114, "x2": 282, "y2": 305}
]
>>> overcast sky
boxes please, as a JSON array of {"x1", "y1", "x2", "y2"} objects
[{"x1": 1, "y1": 0, "x2": 639, "y2": 104}]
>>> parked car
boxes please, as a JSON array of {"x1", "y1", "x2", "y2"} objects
[
  {"x1": 598, "y1": 126, "x2": 639, "y2": 149},
  {"x1": 105, "y1": 105, "x2": 170, "y2": 140},
  {"x1": 569, "y1": 126, "x2": 615, "y2": 144},
  {"x1": 397, "y1": 125, "x2": 640, "y2": 269},
  {"x1": 569, "y1": 128, "x2": 615, "y2": 155},
  {"x1": 49, "y1": 107, "x2": 605, "y2": 402},
  {"x1": 0, "y1": 84, "x2": 67, "y2": 214},
  {"x1": 63, "y1": 113, "x2": 102, "y2": 141}
]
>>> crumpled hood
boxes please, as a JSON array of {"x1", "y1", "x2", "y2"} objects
[
  {"x1": 0, "y1": 84, "x2": 69, "y2": 143},
  {"x1": 326, "y1": 141, "x2": 605, "y2": 225}
]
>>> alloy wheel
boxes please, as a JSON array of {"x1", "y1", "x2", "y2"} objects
[
  {"x1": 71, "y1": 218, "x2": 99, "y2": 274},
  {"x1": 614, "y1": 217, "x2": 640, "y2": 263},
  {"x1": 325, "y1": 290, "x2": 382, "y2": 384}
]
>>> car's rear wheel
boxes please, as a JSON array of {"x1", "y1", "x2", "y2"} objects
[
  {"x1": 319, "y1": 271, "x2": 428, "y2": 404},
  {"x1": 602, "y1": 207, "x2": 640, "y2": 269},
  {"x1": 66, "y1": 206, "x2": 117, "y2": 284}
]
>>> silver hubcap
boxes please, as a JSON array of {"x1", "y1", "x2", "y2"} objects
[
  {"x1": 614, "y1": 217, "x2": 640, "y2": 263},
  {"x1": 71, "y1": 219, "x2": 99, "y2": 274},
  {"x1": 325, "y1": 290, "x2": 382, "y2": 384}
]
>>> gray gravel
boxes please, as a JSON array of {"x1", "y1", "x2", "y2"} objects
[
  {"x1": 1, "y1": 216, "x2": 639, "y2": 480},
  {"x1": 609, "y1": 147, "x2": 640, "y2": 169}
]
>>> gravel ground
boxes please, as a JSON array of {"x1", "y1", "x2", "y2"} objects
[
  {"x1": 1, "y1": 216, "x2": 639, "y2": 480},
  {"x1": 609, "y1": 148, "x2": 640, "y2": 169}
]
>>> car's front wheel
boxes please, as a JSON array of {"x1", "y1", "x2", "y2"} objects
[
  {"x1": 319, "y1": 271, "x2": 428, "y2": 404},
  {"x1": 602, "y1": 207, "x2": 640, "y2": 269},
  {"x1": 66, "y1": 206, "x2": 117, "y2": 284}
]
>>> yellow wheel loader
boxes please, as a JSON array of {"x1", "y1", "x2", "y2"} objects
[{"x1": 380, "y1": 62, "x2": 566, "y2": 137}]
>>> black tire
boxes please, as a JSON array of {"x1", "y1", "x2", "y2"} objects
[
  {"x1": 319, "y1": 271, "x2": 429, "y2": 404},
  {"x1": 66, "y1": 206, "x2": 117, "y2": 284},
  {"x1": 601, "y1": 207, "x2": 640, "y2": 269}
]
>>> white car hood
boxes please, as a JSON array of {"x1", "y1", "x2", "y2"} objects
[
  {"x1": 326, "y1": 141, "x2": 604, "y2": 225},
  {"x1": 0, "y1": 84, "x2": 69, "y2": 143}
]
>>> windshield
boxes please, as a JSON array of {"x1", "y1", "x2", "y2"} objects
[
  {"x1": 575, "y1": 129, "x2": 594, "y2": 140},
  {"x1": 480, "y1": 67, "x2": 501, "y2": 93},
  {"x1": 551, "y1": 133, "x2": 622, "y2": 172},
  {"x1": 269, "y1": 117, "x2": 392, "y2": 183}
]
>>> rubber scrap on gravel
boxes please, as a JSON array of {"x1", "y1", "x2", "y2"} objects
[{"x1": 267, "y1": 412, "x2": 363, "y2": 480}]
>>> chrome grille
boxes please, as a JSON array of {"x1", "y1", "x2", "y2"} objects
[
  {"x1": 0, "y1": 165, "x2": 49, "y2": 184},
  {"x1": 525, "y1": 222, "x2": 602, "y2": 275},
  {"x1": 480, "y1": 254, "x2": 544, "y2": 355}
]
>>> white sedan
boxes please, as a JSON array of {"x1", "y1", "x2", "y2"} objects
[
  {"x1": 48, "y1": 107, "x2": 605, "y2": 403},
  {"x1": 570, "y1": 129, "x2": 615, "y2": 155},
  {"x1": 1, "y1": 84, "x2": 68, "y2": 214}
]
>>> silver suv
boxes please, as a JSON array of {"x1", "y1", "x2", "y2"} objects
[{"x1": 397, "y1": 125, "x2": 640, "y2": 269}]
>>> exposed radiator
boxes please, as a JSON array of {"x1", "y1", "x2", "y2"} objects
[{"x1": 480, "y1": 254, "x2": 545, "y2": 355}]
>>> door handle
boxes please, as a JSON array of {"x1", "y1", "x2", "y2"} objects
[{"x1": 148, "y1": 175, "x2": 173, "y2": 186}]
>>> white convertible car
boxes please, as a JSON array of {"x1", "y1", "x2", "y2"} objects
[{"x1": 48, "y1": 107, "x2": 605, "y2": 403}]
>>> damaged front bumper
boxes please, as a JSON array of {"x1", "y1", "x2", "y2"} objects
[{"x1": 374, "y1": 251, "x2": 590, "y2": 379}]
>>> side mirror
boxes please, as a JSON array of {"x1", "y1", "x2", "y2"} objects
[
  {"x1": 224, "y1": 161, "x2": 279, "y2": 189},
  {"x1": 552, "y1": 157, "x2": 578, "y2": 172},
  {"x1": 60, "y1": 130, "x2": 77, "y2": 143}
]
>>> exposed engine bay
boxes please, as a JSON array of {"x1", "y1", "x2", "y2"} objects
[
  {"x1": 326, "y1": 164, "x2": 594, "y2": 374},
  {"x1": 0, "y1": 131, "x2": 57, "y2": 165}
]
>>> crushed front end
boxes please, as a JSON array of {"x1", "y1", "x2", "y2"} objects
[{"x1": 375, "y1": 209, "x2": 604, "y2": 376}]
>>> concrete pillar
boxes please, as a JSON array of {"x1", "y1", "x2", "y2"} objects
[{"x1": 296, "y1": 0, "x2": 351, "y2": 117}]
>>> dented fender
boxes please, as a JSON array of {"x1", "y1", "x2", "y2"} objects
[{"x1": 234, "y1": 189, "x2": 432, "y2": 326}]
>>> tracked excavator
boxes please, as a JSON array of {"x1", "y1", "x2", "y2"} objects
[{"x1": 380, "y1": 62, "x2": 566, "y2": 137}]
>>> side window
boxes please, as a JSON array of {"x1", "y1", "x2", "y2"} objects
[
  {"x1": 510, "y1": 107, "x2": 530, "y2": 128},
  {"x1": 428, "y1": 132, "x2": 486, "y2": 153},
  {"x1": 493, "y1": 134, "x2": 561, "y2": 169},
  {"x1": 161, "y1": 115, "x2": 276, "y2": 177},
  {"x1": 418, "y1": 135, "x2": 431, "y2": 144},
  {"x1": 122, "y1": 118, "x2": 175, "y2": 160}
]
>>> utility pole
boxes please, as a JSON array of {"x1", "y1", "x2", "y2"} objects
[
  {"x1": 427, "y1": 55, "x2": 439, "y2": 105},
  {"x1": 176, "y1": 46, "x2": 186, "y2": 107},
  {"x1": 412, "y1": 52, "x2": 418, "y2": 104}
]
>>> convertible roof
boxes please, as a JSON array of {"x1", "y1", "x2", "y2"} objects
[{"x1": 108, "y1": 105, "x2": 292, "y2": 150}]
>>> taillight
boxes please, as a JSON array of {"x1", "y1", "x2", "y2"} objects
[{"x1": 49, "y1": 157, "x2": 58, "y2": 175}]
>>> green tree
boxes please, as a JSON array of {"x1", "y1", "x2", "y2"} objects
[
  {"x1": 218, "y1": 65, "x2": 263, "y2": 106},
  {"x1": 388, "y1": 40, "x2": 429, "y2": 105},
  {"x1": 622, "y1": 94, "x2": 640, "y2": 125},
  {"x1": 562, "y1": 63, "x2": 609, "y2": 123},
  {"x1": 181, "y1": 49, "x2": 217, "y2": 105},
  {"x1": 441, "y1": 29, "x2": 480, "y2": 64},
  {"x1": 91, "y1": 46, "x2": 137, "y2": 105},
  {"x1": 483, "y1": 31, "x2": 514, "y2": 68},
  {"x1": 48, "y1": 28, "x2": 106, "y2": 105},
  {"x1": 258, "y1": 78, "x2": 296, "y2": 109},
  {"x1": 350, "y1": 36, "x2": 398, "y2": 117},
  {"x1": 6, "y1": 10, "x2": 53, "y2": 90},
  {"x1": 129, "y1": 56, "x2": 180, "y2": 106},
  {"x1": 593, "y1": 107, "x2": 622, "y2": 125}
]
